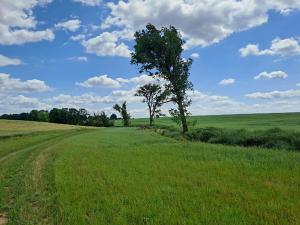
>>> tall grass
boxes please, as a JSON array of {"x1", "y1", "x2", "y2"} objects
[{"x1": 157, "y1": 127, "x2": 300, "y2": 151}]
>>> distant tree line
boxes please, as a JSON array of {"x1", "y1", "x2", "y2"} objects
[{"x1": 0, "y1": 108, "x2": 117, "y2": 127}]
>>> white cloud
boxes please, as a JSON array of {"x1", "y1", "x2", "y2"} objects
[
  {"x1": 99, "y1": 0, "x2": 300, "y2": 51},
  {"x1": 0, "y1": 73, "x2": 51, "y2": 93},
  {"x1": 3, "y1": 87, "x2": 300, "y2": 117},
  {"x1": 3, "y1": 95, "x2": 40, "y2": 107},
  {"x1": 47, "y1": 93, "x2": 112, "y2": 106},
  {"x1": 68, "y1": 56, "x2": 88, "y2": 62},
  {"x1": 245, "y1": 89, "x2": 300, "y2": 99},
  {"x1": 254, "y1": 71, "x2": 288, "y2": 80},
  {"x1": 82, "y1": 31, "x2": 131, "y2": 57},
  {"x1": 297, "y1": 83, "x2": 300, "y2": 87},
  {"x1": 240, "y1": 37, "x2": 300, "y2": 57},
  {"x1": 76, "y1": 74, "x2": 158, "y2": 89},
  {"x1": 111, "y1": 89, "x2": 142, "y2": 103},
  {"x1": 0, "y1": 54, "x2": 22, "y2": 67},
  {"x1": 55, "y1": 19, "x2": 81, "y2": 32},
  {"x1": 70, "y1": 34, "x2": 86, "y2": 41},
  {"x1": 117, "y1": 74, "x2": 157, "y2": 85},
  {"x1": 76, "y1": 75, "x2": 122, "y2": 88},
  {"x1": 190, "y1": 53, "x2": 200, "y2": 59},
  {"x1": 0, "y1": 0, "x2": 55, "y2": 45},
  {"x1": 0, "y1": 94, "x2": 50, "y2": 114},
  {"x1": 219, "y1": 78, "x2": 235, "y2": 86},
  {"x1": 72, "y1": 0, "x2": 101, "y2": 6}
]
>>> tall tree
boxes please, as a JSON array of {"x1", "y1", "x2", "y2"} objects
[
  {"x1": 131, "y1": 24, "x2": 193, "y2": 132},
  {"x1": 135, "y1": 83, "x2": 168, "y2": 126},
  {"x1": 113, "y1": 101, "x2": 130, "y2": 127}
]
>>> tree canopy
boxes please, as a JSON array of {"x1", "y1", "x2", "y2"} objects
[
  {"x1": 135, "y1": 83, "x2": 168, "y2": 126},
  {"x1": 131, "y1": 24, "x2": 193, "y2": 132},
  {"x1": 113, "y1": 101, "x2": 131, "y2": 127}
]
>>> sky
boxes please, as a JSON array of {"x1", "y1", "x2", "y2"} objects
[{"x1": 0, "y1": 0, "x2": 300, "y2": 117}]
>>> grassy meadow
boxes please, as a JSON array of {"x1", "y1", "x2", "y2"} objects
[{"x1": 1, "y1": 113, "x2": 300, "y2": 225}]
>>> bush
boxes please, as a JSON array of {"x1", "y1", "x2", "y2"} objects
[{"x1": 160, "y1": 126, "x2": 300, "y2": 151}]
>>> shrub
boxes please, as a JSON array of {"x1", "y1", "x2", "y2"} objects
[{"x1": 159, "y1": 126, "x2": 300, "y2": 151}]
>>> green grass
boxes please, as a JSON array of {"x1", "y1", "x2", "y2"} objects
[
  {"x1": 1, "y1": 119, "x2": 300, "y2": 224},
  {"x1": 118, "y1": 112, "x2": 300, "y2": 131}
]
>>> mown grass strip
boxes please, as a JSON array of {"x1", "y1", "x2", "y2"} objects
[{"x1": 0, "y1": 129, "x2": 94, "y2": 225}]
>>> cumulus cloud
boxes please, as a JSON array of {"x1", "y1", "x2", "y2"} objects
[
  {"x1": 0, "y1": 94, "x2": 50, "y2": 114},
  {"x1": 72, "y1": 0, "x2": 101, "y2": 6},
  {"x1": 0, "y1": 0, "x2": 55, "y2": 45},
  {"x1": 116, "y1": 74, "x2": 157, "y2": 85},
  {"x1": 76, "y1": 74, "x2": 158, "y2": 89},
  {"x1": 3, "y1": 87, "x2": 300, "y2": 116},
  {"x1": 82, "y1": 31, "x2": 131, "y2": 57},
  {"x1": 55, "y1": 19, "x2": 81, "y2": 32},
  {"x1": 240, "y1": 37, "x2": 300, "y2": 57},
  {"x1": 47, "y1": 93, "x2": 112, "y2": 106},
  {"x1": 245, "y1": 89, "x2": 300, "y2": 99},
  {"x1": 254, "y1": 71, "x2": 288, "y2": 80},
  {"x1": 97, "y1": 0, "x2": 300, "y2": 52},
  {"x1": 219, "y1": 78, "x2": 235, "y2": 86},
  {"x1": 0, "y1": 73, "x2": 51, "y2": 93},
  {"x1": 0, "y1": 54, "x2": 22, "y2": 67},
  {"x1": 76, "y1": 75, "x2": 122, "y2": 88},
  {"x1": 70, "y1": 34, "x2": 86, "y2": 41}
]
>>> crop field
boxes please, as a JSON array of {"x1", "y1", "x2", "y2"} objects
[
  {"x1": 0, "y1": 120, "x2": 87, "y2": 137},
  {"x1": 124, "y1": 112, "x2": 300, "y2": 131},
  {"x1": 1, "y1": 115, "x2": 300, "y2": 225}
]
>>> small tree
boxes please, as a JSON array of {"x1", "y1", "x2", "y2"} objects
[
  {"x1": 131, "y1": 24, "x2": 193, "y2": 133},
  {"x1": 110, "y1": 113, "x2": 118, "y2": 120},
  {"x1": 113, "y1": 101, "x2": 130, "y2": 126},
  {"x1": 135, "y1": 83, "x2": 168, "y2": 126}
]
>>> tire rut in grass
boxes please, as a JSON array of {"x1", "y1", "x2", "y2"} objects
[{"x1": 0, "y1": 129, "x2": 93, "y2": 225}]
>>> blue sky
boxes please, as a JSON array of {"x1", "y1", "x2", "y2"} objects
[{"x1": 1, "y1": 0, "x2": 300, "y2": 117}]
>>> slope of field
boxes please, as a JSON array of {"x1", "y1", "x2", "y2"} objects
[
  {"x1": 0, "y1": 119, "x2": 86, "y2": 136},
  {"x1": 125, "y1": 112, "x2": 300, "y2": 131},
  {"x1": 0, "y1": 120, "x2": 299, "y2": 225}
]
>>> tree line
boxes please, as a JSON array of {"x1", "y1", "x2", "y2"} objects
[{"x1": 0, "y1": 108, "x2": 118, "y2": 127}]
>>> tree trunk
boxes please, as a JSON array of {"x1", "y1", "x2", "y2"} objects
[
  {"x1": 149, "y1": 115, "x2": 154, "y2": 126},
  {"x1": 149, "y1": 106, "x2": 153, "y2": 126},
  {"x1": 178, "y1": 101, "x2": 188, "y2": 133}
]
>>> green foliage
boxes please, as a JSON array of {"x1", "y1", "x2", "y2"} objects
[
  {"x1": 113, "y1": 101, "x2": 130, "y2": 126},
  {"x1": 0, "y1": 110, "x2": 49, "y2": 122},
  {"x1": 87, "y1": 112, "x2": 114, "y2": 127},
  {"x1": 49, "y1": 108, "x2": 89, "y2": 125},
  {"x1": 135, "y1": 83, "x2": 169, "y2": 126},
  {"x1": 131, "y1": 23, "x2": 193, "y2": 132},
  {"x1": 168, "y1": 127, "x2": 300, "y2": 151},
  {"x1": 109, "y1": 113, "x2": 118, "y2": 120}
]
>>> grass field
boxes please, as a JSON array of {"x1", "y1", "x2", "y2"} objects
[
  {"x1": 1, "y1": 115, "x2": 300, "y2": 225},
  {"x1": 122, "y1": 112, "x2": 300, "y2": 131},
  {"x1": 0, "y1": 120, "x2": 87, "y2": 137}
]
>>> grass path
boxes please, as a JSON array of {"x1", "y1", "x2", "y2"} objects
[{"x1": 0, "y1": 129, "x2": 93, "y2": 225}]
